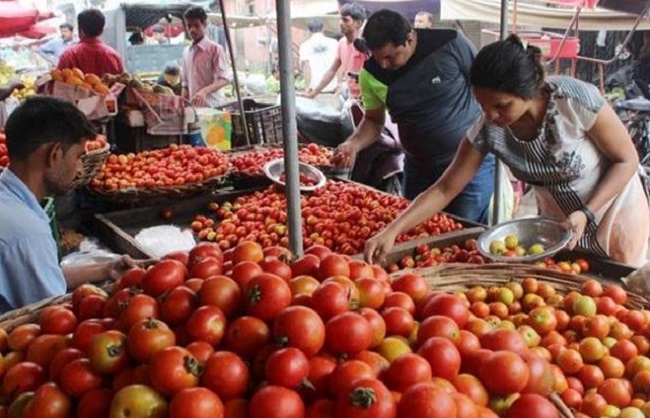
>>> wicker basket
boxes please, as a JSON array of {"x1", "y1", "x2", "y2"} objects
[
  {"x1": 413, "y1": 262, "x2": 649, "y2": 311},
  {"x1": 73, "y1": 143, "x2": 111, "y2": 188},
  {"x1": 89, "y1": 174, "x2": 229, "y2": 206}
]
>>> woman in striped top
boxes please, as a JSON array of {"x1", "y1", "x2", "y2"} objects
[{"x1": 365, "y1": 35, "x2": 649, "y2": 267}]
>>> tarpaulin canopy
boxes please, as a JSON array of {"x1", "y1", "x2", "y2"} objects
[
  {"x1": 441, "y1": 0, "x2": 650, "y2": 31},
  {"x1": 353, "y1": 0, "x2": 440, "y2": 20}
]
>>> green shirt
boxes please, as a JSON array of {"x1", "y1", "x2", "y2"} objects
[{"x1": 360, "y1": 67, "x2": 388, "y2": 111}]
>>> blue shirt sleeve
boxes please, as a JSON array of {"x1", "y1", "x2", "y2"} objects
[{"x1": 0, "y1": 233, "x2": 66, "y2": 312}]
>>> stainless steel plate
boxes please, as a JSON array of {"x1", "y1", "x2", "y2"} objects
[
  {"x1": 263, "y1": 158, "x2": 327, "y2": 192},
  {"x1": 477, "y1": 217, "x2": 572, "y2": 263}
]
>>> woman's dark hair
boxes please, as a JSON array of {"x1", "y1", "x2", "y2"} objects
[
  {"x1": 184, "y1": 6, "x2": 208, "y2": 23},
  {"x1": 5, "y1": 96, "x2": 96, "y2": 161},
  {"x1": 77, "y1": 9, "x2": 105, "y2": 38},
  {"x1": 470, "y1": 34, "x2": 545, "y2": 99},
  {"x1": 362, "y1": 9, "x2": 411, "y2": 51}
]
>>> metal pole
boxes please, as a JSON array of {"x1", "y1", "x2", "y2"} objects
[
  {"x1": 491, "y1": 0, "x2": 509, "y2": 226},
  {"x1": 217, "y1": 0, "x2": 251, "y2": 145},
  {"x1": 276, "y1": 0, "x2": 303, "y2": 256}
]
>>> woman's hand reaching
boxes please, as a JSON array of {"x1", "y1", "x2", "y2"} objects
[
  {"x1": 364, "y1": 228, "x2": 399, "y2": 265},
  {"x1": 563, "y1": 210, "x2": 588, "y2": 250}
]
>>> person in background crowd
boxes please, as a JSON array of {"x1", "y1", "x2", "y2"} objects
[
  {"x1": 182, "y1": 6, "x2": 230, "y2": 107},
  {"x1": 365, "y1": 34, "x2": 650, "y2": 267},
  {"x1": 151, "y1": 24, "x2": 168, "y2": 44},
  {"x1": 300, "y1": 19, "x2": 338, "y2": 96},
  {"x1": 157, "y1": 64, "x2": 182, "y2": 95},
  {"x1": 335, "y1": 10, "x2": 494, "y2": 222},
  {"x1": 0, "y1": 97, "x2": 141, "y2": 313},
  {"x1": 307, "y1": 3, "x2": 367, "y2": 100},
  {"x1": 0, "y1": 80, "x2": 24, "y2": 127},
  {"x1": 38, "y1": 23, "x2": 78, "y2": 65},
  {"x1": 57, "y1": 9, "x2": 124, "y2": 76},
  {"x1": 128, "y1": 31, "x2": 145, "y2": 46},
  {"x1": 413, "y1": 11, "x2": 434, "y2": 29}
]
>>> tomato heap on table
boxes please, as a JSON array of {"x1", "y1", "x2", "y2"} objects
[
  {"x1": 190, "y1": 181, "x2": 464, "y2": 254},
  {"x1": 1, "y1": 240, "x2": 645, "y2": 418},
  {"x1": 89, "y1": 144, "x2": 230, "y2": 191},
  {"x1": 231, "y1": 144, "x2": 333, "y2": 176}
]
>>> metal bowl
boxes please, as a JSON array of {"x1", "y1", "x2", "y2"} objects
[
  {"x1": 477, "y1": 217, "x2": 572, "y2": 263},
  {"x1": 263, "y1": 158, "x2": 327, "y2": 192}
]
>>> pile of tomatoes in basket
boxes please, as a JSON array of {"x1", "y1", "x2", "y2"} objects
[
  {"x1": 1, "y1": 240, "x2": 645, "y2": 418},
  {"x1": 190, "y1": 181, "x2": 464, "y2": 254},
  {"x1": 231, "y1": 144, "x2": 333, "y2": 176},
  {"x1": 89, "y1": 144, "x2": 230, "y2": 191}
]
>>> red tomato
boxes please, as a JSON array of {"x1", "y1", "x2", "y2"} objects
[
  {"x1": 112, "y1": 268, "x2": 145, "y2": 293},
  {"x1": 456, "y1": 330, "x2": 481, "y2": 358},
  {"x1": 358, "y1": 308, "x2": 387, "y2": 349},
  {"x1": 273, "y1": 306, "x2": 325, "y2": 357},
  {"x1": 391, "y1": 273, "x2": 429, "y2": 304},
  {"x1": 311, "y1": 281, "x2": 351, "y2": 321},
  {"x1": 189, "y1": 242, "x2": 224, "y2": 266},
  {"x1": 202, "y1": 351, "x2": 250, "y2": 401},
  {"x1": 87, "y1": 330, "x2": 129, "y2": 374},
  {"x1": 25, "y1": 334, "x2": 67, "y2": 370},
  {"x1": 185, "y1": 306, "x2": 227, "y2": 346},
  {"x1": 291, "y1": 254, "x2": 321, "y2": 278},
  {"x1": 2, "y1": 361, "x2": 45, "y2": 400},
  {"x1": 304, "y1": 244, "x2": 332, "y2": 260},
  {"x1": 306, "y1": 399, "x2": 335, "y2": 418},
  {"x1": 71, "y1": 284, "x2": 108, "y2": 314},
  {"x1": 325, "y1": 312, "x2": 372, "y2": 356},
  {"x1": 232, "y1": 241, "x2": 264, "y2": 264},
  {"x1": 328, "y1": 360, "x2": 376, "y2": 397},
  {"x1": 76, "y1": 388, "x2": 113, "y2": 418},
  {"x1": 259, "y1": 257, "x2": 292, "y2": 282},
  {"x1": 417, "y1": 336, "x2": 461, "y2": 380},
  {"x1": 265, "y1": 347, "x2": 309, "y2": 389},
  {"x1": 72, "y1": 319, "x2": 107, "y2": 354},
  {"x1": 243, "y1": 273, "x2": 292, "y2": 322},
  {"x1": 383, "y1": 292, "x2": 416, "y2": 316},
  {"x1": 224, "y1": 316, "x2": 271, "y2": 359},
  {"x1": 169, "y1": 387, "x2": 224, "y2": 418},
  {"x1": 59, "y1": 358, "x2": 103, "y2": 398},
  {"x1": 117, "y1": 294, "x2": 159, "y2": 333},
  {"x1": 127, "y1": 318, "x2": 176, "y2": 363},
  {"x1": 597, "y1": 378, "x2": 632, "y2": 408},
  {"x1": 109, "y1": 384, "x2": 168, "y2": 418},
  {"x1": 452, "y1": 374, "x2": 489, "y2": 407},
  {"x1": 39, "y1": 306, "x2": 78, "y2": 335},
  {"x1": 520, "y1": 352, "x2": 555, "y2": 396},
  {"x1": 185, "y1": 341, "x2": 214, "y2": 363},
  {"x1": 303, "y1": 356, "x2": 337, "y2": 401},
  {"x1": 479, "y1": 351, "x2": 530, "y2": 395},
  {"x1": 149, "y1": 346, "x2": 201, "y2": 395},
  {"x1": 480, "y1": 329, "x2": 528, "y2": 354},
  {"x1": 506, "y1": 394, "x2": 558, "y2": 418},
  {"x1": 160, "y1": 286, "x2": 197, "y2": 326},
  {"x1": 249, "y1": 385, "x2": 304, "y2": 418},
  {"x1": 334, "y1": 378, "x2": 396, "y2": 418},
  {"x1": 354, "y1": 277, "x2": 386, "y2": 310},
  {"x1": 318, "y1": 254, "x2": 350, "y2": 280},
  {"x1": 200, "y1": 275, "x2": 242, "y2": 318},
  {"x1": 163, "y1": 251, "x2": 190, "y2": 266},
  {"x1": 231, "y1": 261, "x2": 264, "y2": 290},
  {"x1": 23, "y1": 382, "x2": 71, "y2": 418},
  {"x1": 189, "y1": 257, "x2": 223, "y2": 280},
  {"x1": 141, "y1": 259, "x2": 187, "y2": 297},
  {"x1": 49, "y1": 348, "x2": 85, "y2": 384},
  {"x1": 398, "y1": 381, "x2": 456, "y2": 418},
  {"x1": 384, "y1": 353, "x2": 432, "y2": 392}
]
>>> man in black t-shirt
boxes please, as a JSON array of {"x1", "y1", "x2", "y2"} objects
[{"x1": 334, "y1": 9, "x2": 494, "y2": 223}]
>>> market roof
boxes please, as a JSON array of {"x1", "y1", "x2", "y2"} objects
[{"x1": 121, "y1": 2, "x2": 194, "y2": 30}]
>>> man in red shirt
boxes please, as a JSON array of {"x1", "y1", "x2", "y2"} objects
[{"x1": 57, "y1": 9, "x2": 124, "y2": 76}]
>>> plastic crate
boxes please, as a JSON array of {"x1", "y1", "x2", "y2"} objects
[
  {"x1": 221, "y1": 99, "x2": 283, "y2": 147},
  {"x1": 42, "y1": 197, "x2": 61, "y2": 261}
]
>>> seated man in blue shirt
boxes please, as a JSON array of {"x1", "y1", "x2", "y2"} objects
[
  {"x1": 0, "y1": 96, "x2": 138, "y2": 313},
  {"x1": 38, "y1": 23, "x2": 78, "y2": 65}
]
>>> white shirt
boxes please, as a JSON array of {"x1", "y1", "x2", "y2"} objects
[{"x1": 299, "y1": 32, "x2": 338, "y2": 92}]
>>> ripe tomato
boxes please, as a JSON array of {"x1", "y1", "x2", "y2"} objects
[
  {"x1": 109, "y1": 384, "x2": 168, "y2": 418},
  {"x1": 520, "y1": 351, "x2": 555, "y2": 396},
  {"x1": 232, "y1": 241, "x2": 264, "y2": 264},
  {"x1": 87, "y1": 330, "x2": 129, "y2": 375},
  {"x1": 23, "y1": 382, "x2": 71, "y2": 418},
  {"x1": 358, "y1": 308, "x2": 387, "y2": 349},
  {"x1": 306, "y1": 399, "x2": 334, "y2": 418},
  {"x1": 391, "y1": 273, "x2": 428, "y2": 304},
  {"x1": 329, "y1": 360, "x2": 376, "y2": 397},
  {"x1": 305, "y1": 244, "x2": 332, "y2": 260},
  {"x1": 49, "y1": 348, "x2": 85, "y2": 384},
  {"x1": 452, "y1": 374, "x2": 489, "y2": 407},
  {"x1": 25, "y1": 334, "x2": 67, "y2": 370},
  {"x1": 456, "y1": 330, "x2": 481, "y2": 358},
  {"x1": 77, "y1": 294, "x2": 108, "y2": 321},
  {"x1": 303, "y1": 356, "x2": 337, "y2": 401},
  {"x1": 381, "y1": 307, "x2": 414, "y2": 338},
  {"x1": 417, "y1": 336, "x2": 461, "y2": 380},
  {"x1": 354, "y1": 277, "x2": 386, "y2": 310},
  {"x1": 480, "y1": 329, "x2": 528, "y2": 354},
  {"x1": 383, "y1": 292, "x2": 416, "y2": 315},
  {"x1": 200, "y1": 275, "x2": 242, "y2": 318},
  {"x1": 59, "y1": 358, "x2": 103, "y2": 398},
  {"x1": 598, "y1": 378, "x2": 632, "y2": 408},
  {"x1": 185, "y1": 341, "x2": 214, "y2": 363},
  {"x1": 141, "y1": 259, "x2": 187, "y2": 297},
  {"x1": 421, "y1": 294, "x2": 469, "y2": 328},
  {"x1": 117, "y1": 294, "x2": 159, "y2": 333},
  {"x1": 311, "y1": 281, "x2": 351, "y2": 321},
  {"x1": 325, "y1": 312, "x2": 372, "y2": 356},
  {"x1": 202, "y1": 351, "x2": 250, "y2": 401},
  {"x1": 39, "y1": 306, "x2": 78, "y2": 335},
  {"x1": 506, "y1": 394, "x2": 558, "y2": 418},
  {"x1": 160, "y1": 286, "x2": 197, "y2": 326},
  {"x1": 479, "y1": 351, "x2": 530, "y2": 395},
  {"x1": 169, "y1": 387, "x2": 224, "y2": 418},
  {"x1": 76, "y1": 388, "x2": 113, "y2": 418},
  {"x1": 527, "y1": 306, "x2": 558, "y2": 335},
  {"x1": 249, "y1": 385, "x2": 304, "y2": 418},
  {"x1": 164, "y1": 251, "x2": 190, "y2": 266},
  {"x1": 291, "y1": 254, "x2": 321, "y2": 278},
  {"x1": 189, "y1": 242, "x2": 224, "y2": 266},
  {"x1": 398, "y1": 382, "x2": 456, "y2": 418},
  {"x1": 417, "y1": 315, "x2": 460, "y2": 345},
  {"x1": 259, "y1": 257, "x2": 292, "y2": 282},
  {"x1": 112, "y1": 268, "x2": 145, "y2": 293},
  {"x1": 273, "y1": 306, "x2": 325, "y2": 358},
  {"x1": 231, "y1": 261, "x2": 264, "y2": 290},
  {"x1": 149, "y1": 346, "x2": 201, "y2": 395},
  {"x1": 244, "y1": 273, "x2": 292, "y2": 322},
  {"x1": 185, "y1": 306, "x2": 227, "y2": 346},
  {"x1": 72, "y1": 319, "x2": 108, "y2": 354},
  {"x1": 127, "y1": 318, "x2": 176, "y2": 363},
  {"x1": 2, "y1": 361, "x2": 45, "y2": 400},
  {"x1": 334, "y1": 378, "x2": 396, "y2": 418},
  {"x1": 318, "y1": 254, "x2": 350, "y2": 281},
  {"x1": 224, "y1": 316, "x2": 271, "y2": 359},
  {"x1": 265, "y1": 347, "x2": 309, "y2": 389},
  {"x1": 384, "y1": 353, "x2": 432, "y2": 392},
  {"x1": 189, "y1": 257, "x2": 223, "y2": 280}
]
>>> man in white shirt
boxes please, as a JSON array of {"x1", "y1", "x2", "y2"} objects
[{"x1": 299, "y1": 19, "x2": 338, "y2": 95}]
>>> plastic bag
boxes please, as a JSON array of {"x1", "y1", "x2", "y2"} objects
[{"x1": 134, "y1": 225, "x2": 196, "y2": 259}]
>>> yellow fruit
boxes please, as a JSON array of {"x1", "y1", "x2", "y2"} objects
[
  {"x1": 72, "y1": 67, "x2": 85, "y2": 80},
  {"x1": 528, "y1": 243, "x2": 546, "y2": 256},
  {"x1": 504, "y1": 234, "x2": 518, "y2": 250},
  {"x1": 93, "y1": 83, "x2": 110, "y2": 94},
  {"x1": 84, "y1": 73, "x2": 102, "y2": 86},
  {"x1": 51, "y1": 69, "x2": 64, "y2": 82},
  {"x1": 489, "y1": 240, "x2": 506, "y2": 255}
]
